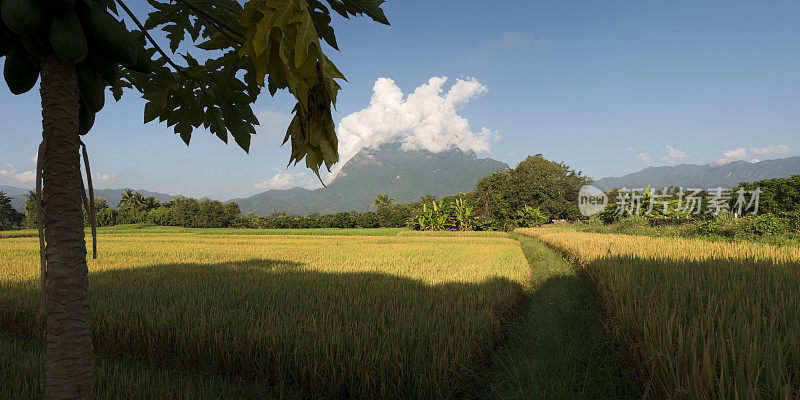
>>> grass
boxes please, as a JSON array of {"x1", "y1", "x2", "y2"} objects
[
  {"x1": 519, "y1": 226, "x2": 800, "y2": 399},
  {"x1": 470, "y1": 234, "x2": 638, "y2": 399},
  {"x1": 0, "y1": 231, "x2": 529, "y2": 399}
]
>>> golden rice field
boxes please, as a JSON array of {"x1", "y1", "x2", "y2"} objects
[
  {"x1": 0, "y1": 232, "x2": 529, "y2": 399},
  {"x1": 518, "y1": 226, "x2": 800, "y2": 399}
]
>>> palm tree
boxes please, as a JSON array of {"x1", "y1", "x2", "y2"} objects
[
  {"x1": 373, "y1": 193, "x2": 395, "y2": 209},
  {"x1": 118, "y1": 189, "x2": 135, "y2": 209}
]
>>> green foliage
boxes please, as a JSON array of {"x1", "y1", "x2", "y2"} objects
[
  {"x1": 470, "y1": 171, "x2": 511, "y2": 222},
  {"x1": 734, "y1": 175, "x2": 800, "y2": 215},
  {"x1": 0, "y1": 191, "x2": 23, "y2": 230},
  {"x1": 239, "y1": 0, "x2": 343, "y2": 179},
  {"x1": 23, "y1": 191, "x2": 37, "y2": 228},
  {"x1": 508, "y1": 155, "x2": 590, "y2": 220},
  {"x1": 82, "y1": 196, "x2": 115, "y2": 227},
  {"x1": 451, "y1": 198, "x2": 475, "y2": 230},
  {"x1": 696, "y1": 213, "x2": 790, "y2": 240},
  {"x1": 468, "y1": 154, "x2": 589, "y2": 226},
  {"x1": 0, "y1": 0, "x2": 389, "y2": 178},
  {"x1": 410, "y1": 198, "x2": 478, "y2": 231},
  {"x1": 514, "y1": 205, "x2": 548, "y2": 228},
  {"x1": 372, "y1": 193, "x2": 394, "y2": 209},
  {"x1": 132, "y1": 0, "x2": 260, "y2": 150},
  {"x1": 241, "y1": 209, "x2": 403, "y2": 229}
]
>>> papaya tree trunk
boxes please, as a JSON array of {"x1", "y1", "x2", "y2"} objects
[{"x1": 40, "y1": 54, "x2": 94, "y2": 400}]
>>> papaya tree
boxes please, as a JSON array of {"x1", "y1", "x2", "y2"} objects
[{"x1": 0, "y1": 0, "x2": 388, "y2": 398}]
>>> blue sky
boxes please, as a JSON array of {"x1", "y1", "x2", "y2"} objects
[{"x1": 2, "y1": 0, "x2": 800, "y2": 199}]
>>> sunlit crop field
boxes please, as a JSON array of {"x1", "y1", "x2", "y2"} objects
[
  {"x1": 0, "y1": 231, "x2": 529, "y2": 399},
  {"x1": 518, "y1": 226, "x2": 800, "y2": 399}
]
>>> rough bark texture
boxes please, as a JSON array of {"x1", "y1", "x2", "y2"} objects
[{"x1": 40, "y1": 54, "x2": 94, "y2": 399}]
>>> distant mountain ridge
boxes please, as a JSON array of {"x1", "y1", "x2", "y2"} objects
[
  {"x1": 594, "y1": 157, "x2": 800, "y2": 190},
  {"x1": 230, "y1": 144, "x2": 509, "y2": 216},
  {"x1": 2, "y1": 187, "x2": 182, "y2": 213},
  {"x1": 7, "y1": 155, "x2": 799, "y2": 216}
]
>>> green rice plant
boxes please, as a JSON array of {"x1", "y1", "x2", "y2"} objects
[{"x1": 519, "y1": 227, "x2": 800, "y2": 399}]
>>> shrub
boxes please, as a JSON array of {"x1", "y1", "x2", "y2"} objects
[{"x1": 515, "y1": 205, "x2": 548, "y2": 228}]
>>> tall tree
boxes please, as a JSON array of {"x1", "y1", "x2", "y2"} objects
[
  {"x1": 0, "y1": 0, "x2": 388, "y2": 398},
  {"x1": 0, "y1": 190, "x2": 23, "y2": 229},
  {"x1": 471, "y1": 171, "x2": 511, "y2": 220},
  {"x1": 508, "y1": 155, "x2": 591, "y2": 220}
]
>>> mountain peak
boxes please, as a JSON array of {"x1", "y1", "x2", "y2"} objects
[{"x1": 236, "y1": 146, "x2": 509, "y2": 216}]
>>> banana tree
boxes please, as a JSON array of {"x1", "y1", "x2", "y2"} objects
[
  {"x1": 0, "y1": 0, "x2": 388, "y2": 398},
  {"x1": 452, "y1": 198, "x2": 474, "y2": 231}
]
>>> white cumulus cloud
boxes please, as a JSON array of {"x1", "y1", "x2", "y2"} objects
[
  {"x1": 636, "y1": 153, "x2": 652, "y2": 166},
  {"x1": 254, "y1": 172, "x2": 319, "y2": 191},
  {"x1": 92, "y1": 172, "x2": 116, "y2": 185},
  {"x1": 333, "y1": 76, "x2": 498, "y2": 179},
  {"x1": 0, "y1": 163, "x2": 35, "y2": 183},
  {"x1": 662, "y1": 145, "x2": 688, "y2": 165},
  {"x1": 716, "y1": 148, "x2": 749, "y2": 164},
  {"x1": 715, "y1": 144, "x2": 792, "y2": 165},
  {"x1": 751, "y1": 144, "x2": 792, "y2": 157}
]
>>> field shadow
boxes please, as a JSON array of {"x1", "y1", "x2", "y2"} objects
[{"x1": 0, "y1": 258, "x2": 525, "y2": 399}]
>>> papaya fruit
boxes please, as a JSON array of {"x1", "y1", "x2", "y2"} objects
[
  {"x1": 88, "y1": 52, "x2": 116, "y2": 83},
  {"x1": 3, "y1": 43, "x2": 39, "y2": 94},
  {"x1": 78, "y1": 3, "x2": 136, "y2": 66},
  {"x1": 0, "y1": 30, "x2": 12, "y2": 57},
  {"x1": 127, "y1": 42, "x2": 151, "y2": 74},
  {"x1": 21, "y1": 33, "x2": 48, "y2": 60},
  {"x1": 41, "y1": 0, "x2": 76, "y2": 12},
  {"x1": 78, "y1": 102, "x2": 95, "y2": 135},
  {"x1": 1, "y1": 0, "x2": 45, "y2": 36},
  {"x1": 77, "y1": 61, "x2": 104, "y2": 112},
  {"x1": 50, "y1": 9, "x2": 88, "y2": 64}
]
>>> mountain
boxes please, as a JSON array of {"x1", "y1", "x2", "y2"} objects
[
  {"x1": 594, "y1": 157, "x2": 800, "y2": 190},
  {"x1": 3, "y1": 186, "x2": 182, "y2": 213},
  {"x1": 231, "y1": 144, "x2": 510, "y2": 216},
  {"x1": 1, "y1": 185, "x2": 30, "y2": 212},
  {"x1": 0, "y1": 185, "x2": 28, "y2": 197}
]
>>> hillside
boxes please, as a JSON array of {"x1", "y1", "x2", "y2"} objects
[
  {"x1": 3, "y1": 187, "x2": 181, "y2": 213},
  {"x1": 594, "y1": 157, "x2": 800, "y2": 190},
  {"x1": 231, "y1": 144, "x2": 509, "y2": 215}
]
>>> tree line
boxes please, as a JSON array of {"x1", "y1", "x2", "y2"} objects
[
  {"x1": 0, "y1": 189, "x2": 241, "y2": 229},
  {"x1": 0, "y1": 154, "x2": 592, "y2": 231}
]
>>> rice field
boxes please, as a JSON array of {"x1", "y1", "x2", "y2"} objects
[
  {"x1": 518, "y1": 226, "x2": 800, "y2": 399},
  {"x1": 0, "y1": 230, "x2": 529, "y2": 399}
]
